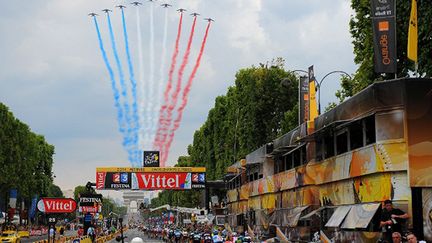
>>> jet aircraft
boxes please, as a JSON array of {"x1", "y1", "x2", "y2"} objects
[
  {"x1": 177, "y1": 8, "x2": 187, "y2": 13},
  {"x1": 102, "y1": 9, "x2": 112, "y2": 13},
  {"x1": 131, "y1": 1, "x2": 142, "y2": 6},
  {"x1": 116, "y1": 5, "x2": 126, "y2": 9},
  {"x1": 190, "y1": 13, "x2": 200, "y2": 17},
  {"x1": 204, "y1": 18, "x2": 215, "y2": 22},
  {"x1": 161, "y1": 3, "x2": 171, "y2": 8},
  {"x1": 88, "y1": 13, "x2": 98, "y2": 17}
]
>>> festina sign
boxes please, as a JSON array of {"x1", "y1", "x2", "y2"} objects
[{"x1": 37, "y1": 198, "x2": 77, "y2": 213}]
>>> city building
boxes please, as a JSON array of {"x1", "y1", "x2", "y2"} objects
[{"x1": 226, "y1": 78, "x2": 432, "y2": 242}]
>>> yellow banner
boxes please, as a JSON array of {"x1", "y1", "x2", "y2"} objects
[
  {"x1": 407, "y1": 0, "x2": 418, "y2": 62},
  {"x1": 96, "y1": 167, "x2": 206, "y2": 173},
  {"x1": 309, "y1": 79, "x2": 318, "y2": 120}
]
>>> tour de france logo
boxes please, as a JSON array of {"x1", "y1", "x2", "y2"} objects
[{"x1": 143, "y1": 151, "x2": 160, "y2": 167}]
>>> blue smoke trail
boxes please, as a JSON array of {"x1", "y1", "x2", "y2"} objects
[
  {"x1": 93, "y1": 17, "x2": 126, "y2": 149},
  {"x1": 106, "y1": 13, "x2": 134, "y2": 164},
  {"x1": 120, "y1": 8, "x2": 140, "y2": 165}
]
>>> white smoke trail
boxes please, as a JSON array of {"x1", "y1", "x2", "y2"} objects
[
  {"x1": 144, "y1": 2, "x2": 155, "y2": 150},
  {"x1": 152, "y1": 6, "x2": 169, "y2": 147},
  {"x1": 136, "y1": 6, "x2": 145, "y2": 151}
]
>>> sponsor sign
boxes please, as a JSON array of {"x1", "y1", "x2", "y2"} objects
[
  {"x1": 37, "y1": 198, "x2": 77, "y2": 213},
  {"x1": 299, "y1": 76, "x2": 309, "y2": 123},
  {"x1": 143, "y1": 151, "x2": 160, "y2": 167},
  {"x1": 79, "y1": 194, "x2": 102, "y2": 213},
  {"x1": 371, "y1": 0, "x2": 397, "y2": 73},
  {"x1": 371, "y1": 0, "x2": 395, "y2": 17},
  {"x1": 96, "y1": 167, "x2": 206, "y2": 190}
]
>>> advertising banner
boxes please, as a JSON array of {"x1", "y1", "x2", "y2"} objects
[
  {"x1": 371, "y1": 0, "x2": 397, "y2": 73},
  {"x1": 96, "y1": 167, "x2": 206, "y2": 190},
  {"x1": 299, "y1": 76, "x2": 309, "y2": 124},
  {"x1": 37, "y1": 198, "x2": 77, "y2": 213},
  {"x1": 78, "y1": 193, "x2": 102, "y2": 213},
  {"x1": 143, "y1": 151, "x2": 160, "y2": 167}
]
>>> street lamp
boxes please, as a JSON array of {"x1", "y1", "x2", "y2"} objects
[
  {"x1": 316, "y1": 71, "x2": 352, "y2": 114},
  {"x1": 283, "y1": 69, "x2": 352, "y2": 115}
]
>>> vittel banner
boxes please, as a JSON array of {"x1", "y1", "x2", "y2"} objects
[{"x1": 96, "y1": 167, "x2": 206, "y2": 190}]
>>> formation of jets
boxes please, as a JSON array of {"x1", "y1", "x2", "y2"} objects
[{"x1": 89, "y1": 4, "x2": 213, "y2": 22}]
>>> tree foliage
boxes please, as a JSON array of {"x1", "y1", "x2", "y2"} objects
[
  {"x1": 151, "y1": 59, "x2": 299, "y2": 208},
  {"x1": 337, "y1": 0, "x2": 432, "y2": 102},
  {"x1": 0, "y1": 102, "x2": 55, "y2": 205}
]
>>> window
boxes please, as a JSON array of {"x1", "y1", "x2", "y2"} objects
[
  {"x1": 324, "y1": 134, "x2": 335, "y2": 159},
  {"x1": 293, "y1": 149, "x2": 301, "y2": 167},
  {"x1": 376, "y1": 111, "x2": 404, "y2": 141},
  {"x1": 285, "y1": 153, "x2": 293, "y2": 171},
  {"x1": 316, "y1": 138, "x2": 324, "y2": 161},
  {"x1": 350, "y1": 121, "x2": 364, "y2": 150},
  {"x1": 336, "y1": 130, "x2": 348, "y2": 155},
  {"x1": 365, "y1": 115, "x2": 376, "y2": 145},
  {"x1": 301, "y1": 146, "x2": 307, "y2": 165}
]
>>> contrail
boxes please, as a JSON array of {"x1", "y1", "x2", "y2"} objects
[
  {"x1": 144, "y1": 1, "x2": 156, "y2": 150},
  {"x1": 92, "y1": 17, "x2": 125, "y2": 140},
  {"x1": 154, "y1": 12, "x2": 184, "y2": 153},
  {"x1": 120, "y1": 8, "x2": 140, "y2": 165},
  {"x1": 134, "y1": 4, "x2": 145, "y2": 154},
  {"x1": 106, "y1": 12, "x2": 134, "y2": 164},
  {"x1": 153, "y1": 5, "x2": 169, "y2": 149},
  {"x1": 162, "y1": 22, "x2": 212, "y2": 165},
  {"x1": 161, "y1": 16, "x2": 197, "y2": 157}
]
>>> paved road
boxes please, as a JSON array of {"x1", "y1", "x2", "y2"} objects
[
  {"x1": 107, "y1": 228, "x2": 163, "y2": 243},
  {"x1": 21, "y1": 230, "x2": 76, "y2": 243}
]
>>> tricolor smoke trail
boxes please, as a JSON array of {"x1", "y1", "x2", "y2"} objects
[
  {"x1": 134, "y1": 4, "x2": 146, "y2": 156},
  {"x1": 162, "y1": 21, "x2": 212, "y2": 165},
  {"x1": 92, "y1": 17, "x2": 125, "y2": 143},
  {"x1": 153, "y1": 5, "x2": 169, "y2": 149},
  {"x1": 120, "y1": 8, "x2": 140, "y2": 165},
  {"x1": 154, "y1": 12, "x2": 184, "y2": 151},
  {"x1": 160, "y1": 16, "x2": 197, "y2": 157},
  {"x1": 106, "y1": 12, "x2": 134, "y2": 164},
  {"x1": 143, "y1": 2, "x2": 156, "y2": 150}
]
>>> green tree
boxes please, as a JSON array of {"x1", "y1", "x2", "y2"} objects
[
  {"x1": 337, "y1": 0, "x2": 432, "y2": 102},
  {"x1": 151, "y1": 59, "x2": 300, "y2": 207}
]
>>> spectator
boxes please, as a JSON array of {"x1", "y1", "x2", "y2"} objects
[
  {"x1": 406, "y1": 233, "x2": 417, "y2": 243},
  {"x1": 392, "y1": 232, "x2": 402, "y2": 243},
  {"x1": 380, "y1": 200, "x2": 409, "y2": 242}
]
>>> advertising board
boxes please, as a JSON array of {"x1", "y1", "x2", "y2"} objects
[
  {"x1": 96, "y1": 167, "x2": 206, "y2": 190},
  {"x1": 37, "y1": 198, "x2": 77, "y2": 213}
]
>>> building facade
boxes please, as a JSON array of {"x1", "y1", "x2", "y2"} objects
[{"x1": 226, "y1": 78, "x2": 432, "y2": 242}]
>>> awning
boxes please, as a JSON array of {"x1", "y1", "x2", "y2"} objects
[
  {"x1": 340, "y1": 203, "x2": 381, "y2": 229},
  {"x1": 282, "y1": 143, "x2": 306, "y2": 156},
  {"x1": 299, "y1": 206, "x2": 336, "y2": 220},
  {"x1": 325, "y1": 205, "x2": 352, "y2": 228},
  {"x1": 284, "y1": 206, "x2": 309, "y2": 227}
]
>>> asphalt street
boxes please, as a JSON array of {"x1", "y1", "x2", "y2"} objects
[{"x1": 107, "y1": 228, "x2": 163, "y2": 243}]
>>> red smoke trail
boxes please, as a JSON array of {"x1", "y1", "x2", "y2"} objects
[
  {"x1": 154, "y1": 13, "x2": 183, "y2": 159},
  {"x1": 162, "y1": 22, "x2": 212, "y2": 165},
  {"x1": 161, "y1": 16, "x2": 197, "y2": 150}
]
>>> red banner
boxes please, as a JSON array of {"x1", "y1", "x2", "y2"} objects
[
  {"x1": 133, "y1": 172, "x2": 190, "y2": 190},
  {"x1": 37, "y1": 198, "x2": 77, "y2": 213}
]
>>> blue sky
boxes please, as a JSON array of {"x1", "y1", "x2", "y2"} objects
[{"x1": 0, "y1": 0, "x2": 356, "y2": 201}]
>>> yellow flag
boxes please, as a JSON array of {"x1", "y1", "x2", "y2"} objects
[
  {"x1": 309, "y1": 79, "x2": 318, "y2": 120},
  {"x1": 407, "y1": 0, "x2": 418, "y2": 62}
]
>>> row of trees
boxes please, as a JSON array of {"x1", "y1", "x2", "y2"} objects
[
  {"x1": 0, "y1": 102, "x2": 58, "y2": 212},
  {"x1": 151, "y1": 59, "x2": 299, "y2": 207}
]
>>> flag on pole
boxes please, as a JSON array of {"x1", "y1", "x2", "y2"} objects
[{"x1": 407, "y1": 0, "x2": 418, "y2": 62}]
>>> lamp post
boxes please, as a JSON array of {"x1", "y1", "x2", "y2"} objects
[
  {"x1": 316, "y1": 71, "x2": 352, "y2": 114},
  {"x1": 283, "y1": 69, "x2": 352, "y2": 115}
]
